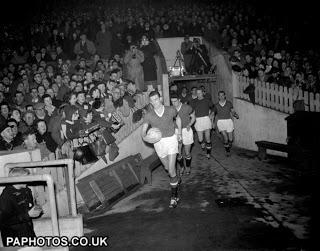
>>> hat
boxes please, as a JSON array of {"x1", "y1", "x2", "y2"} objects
[{"x1": 34, "y1": 102, "x2": 45, "y2": 110}]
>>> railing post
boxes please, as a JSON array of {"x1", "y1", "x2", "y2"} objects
[
  {"x1": 278, "y1": 86, "x2": 284, "y2": 112},
  {"x1": 162, "y1": 73, "x2": 170, "y2": 106},
  {"x1": 315, "y1": 93, "x2": 320, "y2": 112}
]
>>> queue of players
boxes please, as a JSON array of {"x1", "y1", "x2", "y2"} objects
[{"x1": 141, "y1": 86, "x2": 239, "y2": 208}]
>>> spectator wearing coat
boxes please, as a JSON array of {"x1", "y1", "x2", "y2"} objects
[
  {"x1": 140, "y1": 35, "x2": 158, "y2": 89},
  {"x1": 124, "y1": 44, "x2": 144, "y2": 91},
  {"x1": 96, "y1": 23, "x2": 112, "y2": 60},
  {"x1": 74, "y1": 34, "x2": 96, "y2": 60}
]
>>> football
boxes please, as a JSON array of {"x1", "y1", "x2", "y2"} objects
[{"x1": 145, "y1": 127, "x2": 162, "y2": 144}]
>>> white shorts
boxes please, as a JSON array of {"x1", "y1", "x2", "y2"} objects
[
  {"x1": 217, "y1": 119, "x2": 234, "y2": 133},
  {"x1": 175, "y1": 128, "x2": 194, "y2": 145},
  {"x1": 194, "y1": 116, "x2": 212, "y2": 132},
  {"x1": 154, "y1": 134, "x2": 179, "y2": 158}
]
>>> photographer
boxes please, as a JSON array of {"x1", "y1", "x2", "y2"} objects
[
  {"x1": 180, "y1": 35, "x2": 193, "y2": 74},
  {"x1": 190, "y1": 38, "x2": 211, "y2": 74},
  {"x1": 124, "y1": 44, "x2": 144, "y2": 91}
]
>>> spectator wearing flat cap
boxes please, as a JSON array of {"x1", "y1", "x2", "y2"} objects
[{"x1": 0, "y1": 122, "x2": 14, "y2": 151}]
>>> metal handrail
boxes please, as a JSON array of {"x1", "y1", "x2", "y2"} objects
[
  {"x1": 0, "y1": 174, "x2": 60, "y2": 236},
  {"x1": 5, "y1": 159, "x2": 77, "y2": 217}
]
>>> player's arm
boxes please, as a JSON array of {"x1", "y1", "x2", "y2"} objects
[
  {"x1": 209, "y1": 104, "x2": 216, "y2": 121},
  {"x1": 141, "y1": 122, "x2": 149, "y2": 141},
  {"x1": 176, "y1": 115, "x2": 182, "y2": 136},
  {"x1": 187, "y1": 111, "x2": 196, "y2": 129},
  {"x1": 230, "y1": 108, "x2": 239, "y2": 119}
]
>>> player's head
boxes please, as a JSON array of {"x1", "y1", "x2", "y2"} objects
[
  {"x1": 196, "y1": 87, "x2": 204, "y2": 99},
  {"x1": 191, "y1": 86, "x2": 197, "y2": 96},
  {"x1": 170, "y1": 92, "x2": 181, "y2": 108},
  {"x1": 218, "y1": 91, "x2": 226, "y2": 102},
  {"x1": 149, "y1": 91, "x2": 162, "y2": 109}
]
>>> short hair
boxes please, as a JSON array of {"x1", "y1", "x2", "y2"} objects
[
  {"x1": 218, "y1": 90, "x2": 226, "y2": 96},
  {"x1": 110, "y1": 69, "x2": 120, "y2": 75},
  {"x1": 37, "y1": 85, "x2": 45, "y2": 90},
  {"x1": 170, "y1": 92, "x2": 179, "y2": 99},
  {"x1": 42, "y1": 94, "x2": 52, "y2": 100},
  {"x1": 76, "y1": 91, "x2": 86, "y2": 96},
  {"x1": 25, "y1": 104, "x2": 34, "y2": 110},
  {"x1": 22, "y1": 128, "x2": 36, "y2": 141},
  {"x1": 8, "y1": 167, "x2": 30, "y2": 177},
  {"x1": 7, "y1": 118, "x2": 18, "y2": 125},
  {"x1": 36, "y1": 119, "x2": 46, "y2": 127},
  {"x1": 149, "y1": 91, "x2": 160, "y2": 98},
  {"x1": 0, "y1": 101, "x2": 9, "y2": 108},
  {"x1": 15, "y1": 91, "x2": 24, "y2": 96},
  {"x1": 23, "y1": 110, "x2": 35, "y2": 118}
]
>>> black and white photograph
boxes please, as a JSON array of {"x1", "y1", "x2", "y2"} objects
[{"x1": 0, "y1": 0, "x2": 318, "y2": 250}]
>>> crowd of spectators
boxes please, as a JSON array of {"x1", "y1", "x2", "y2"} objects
[
  {"x1": 1, "y1": 0, "x2": 319, "y2": 159},
  {"x1": 224, "y1": 8, "x2": 320, "y2": 93}
]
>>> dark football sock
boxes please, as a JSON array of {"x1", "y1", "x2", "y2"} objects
[
  {"x1": 206, "y1": 142, "x2": 212, "y2": 155},
  {"x1": 185, "y1": 155, "x2": 192, "y2": 168}
]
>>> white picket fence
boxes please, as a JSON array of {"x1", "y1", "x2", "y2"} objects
[{"x1": 238, "y1": 76, "x2": 320, "y2": 113}]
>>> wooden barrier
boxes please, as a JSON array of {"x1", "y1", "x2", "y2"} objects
[
  {"x1": 76, "y1": 154, "x2": 143, "y2": 212},
  {"x1": 238, "y1": 75, "x2": 320, "y2": 113}
]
